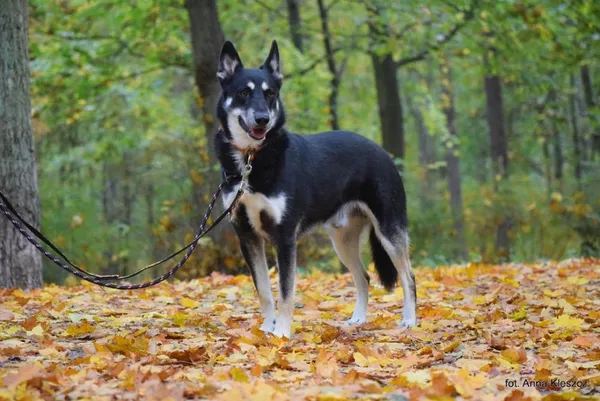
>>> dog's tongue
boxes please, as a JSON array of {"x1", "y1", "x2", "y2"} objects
[{"x1": 250, "y1": 128, "x2": 266, "y2": 140}]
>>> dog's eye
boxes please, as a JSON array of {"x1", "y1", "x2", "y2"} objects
[
  {"x1": 238, "y1": 89, "x2": 251, "y2": 97},
  {"x1": 265, "y1": 90, "x2": 276, "y2": 99}
]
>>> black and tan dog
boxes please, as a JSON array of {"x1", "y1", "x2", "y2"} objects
[{"x1": 214, "y1": 40, "x2": 416, "y2": 338}]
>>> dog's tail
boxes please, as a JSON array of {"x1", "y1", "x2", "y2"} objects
[{"x1": 369, "y1": 228, "x2": 398, "y2": 292}]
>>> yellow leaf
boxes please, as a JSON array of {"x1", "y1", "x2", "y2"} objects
[
  {"x1": 172, "y1": 312, "x2": 188, "y2": 326},
  {"x1": 557, "y1": 299, "x2": 575, "y2": 314},
  {"x1": 180, "y1": 297, "x2": 199, "y2": 308},
  {"x1": 443, "y1": 339, "x2": 461, "y2": 353},
  {"x1": 543, "y1": 289, "x2": 566, "y2": 297},
  {"x1": 107, "y1": 335, "x2": 149, "y2": 356},
  {"x1": 65, "y1": 320, "x2": 96, "y2": 336},
  {"x1": 553, "y1": 314, "x2": 584, "y2": 329},
  {"x1": 509, "y1": 308, "x2": 527, "y2": 321},
  {"x1": 29, "y1": 324, "x2": 44, "y2": 336},
  {"x1": 501, "y1": 347, "x2": 527, "y2": 364},
  {"x1": 353, "y1": 352, "x2": 368, "y2": 367},
  {"x1": 567, "y1": 276, "x2": 589, "y2": 285},
  {"x1": 229, "y1": 367, "x2": 249, "y2": 383}
]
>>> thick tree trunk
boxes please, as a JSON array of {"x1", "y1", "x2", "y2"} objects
[
  {"x1": 440, "y1": 57, "x2": 467, "y2": 260},
  {"x1": 317, "y1": 0, "x2": 340, "y2": 130},
  {"x1": 286, "y1": 0, "x2": 303, "y2": 52},
  {"x1": 371, "y1": 53, "x2": 405, "y2": 164},
  {"x1": 569, "y1": 74, "x2": 582, "y2": 187},
  {"x1": 186, "y1": 0, "x2": 231, "y2": 248},
  {"x1": 0, "y1": 0, "x2": 43, "y2": 289},
  {"x1": 484, "y1": 65, "x2": 510, "y2": 259}
]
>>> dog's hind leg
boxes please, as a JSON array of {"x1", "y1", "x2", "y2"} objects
[
  {"x1": 375, "y1": 227, "x2": 417, "y2": 328},
  {"x1": 328, "y1": 216, "x2": 370, "y2": 325}
]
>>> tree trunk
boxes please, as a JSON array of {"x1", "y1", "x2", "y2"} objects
[
  {"x1": 580, "y1": 65, "x2": 600, "y2": 160},
  {"x1": 552, "y1": 121, "x2": 564, "y2": 184},
  {"x1": 546, "y1": 90, "x2": 563, "y2": 188},
  {"x1": 0, "y1": 0, "x2": 43, "y2": 289},
  {"x1": 569, "y1": 74, "x2": 582, "y2": 187},
  {"x1": 406, "y1": 96, "x2": 435, "y2": 208},
  {"x1": 440, "y1": 57, "x2": 467, "y2": 260},
  {"x1": 371, "y1": 53, "x2": 405, "y2": 164},
  {"x1": 484, "y1": 60, "x2": 510, "y2": 259},
  {"x1": 317, "y1": 0, "x2": 340, "y2": 130},
  {"x1": 542, "y1": 136, "x2": 552, "y2": 198},
  {"x1": 102, "y1": 162, "x2": 119, "y2": 275},
  {"x1": 286, "y1": 0, "x2": 303, "y2": 52},
  {"x1": 484, "y1": 75, "x2": 509, "y2": 179},
  {"x1": 186, "y1": 0, "x2": 231, "y2": 249}
]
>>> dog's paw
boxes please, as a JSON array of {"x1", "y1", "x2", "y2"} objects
[
  {"x1": 260, "y1": 319, "x2": 276, "y2": 333},
  {"x1": 344, "y1": 315, "x2": 366, "y2": 326},
  {"x1": 399, "y1": 317, "x2": 417, "y2": 328},
  {"x1": 270, "y1": 322, "x2": 291, "y2": 339}
]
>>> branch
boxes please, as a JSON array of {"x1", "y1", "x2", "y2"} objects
[
  {"x1": 317, "y1": 0, "x2": 338, "y2": 77},
  {"x1": 394, "y1": 1, "x2": 479, "y2": 68},
  {"x1": 285, "y1": 48, "x2": 344, "y2": 79},
  {"x1": 255, "y1": 0, "x2": 285, "y2": 17}
]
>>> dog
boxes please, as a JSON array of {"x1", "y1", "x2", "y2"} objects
[{"x1": 214, "y1": 40, "x2": 416, "y2": 338}]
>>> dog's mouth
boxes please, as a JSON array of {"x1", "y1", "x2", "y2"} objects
[
  {"x1": 249, "y1": 128, "x2": 267, "y2": 140},
  {"x1": 239, "y1": 116, "x2": 267, "y2": 140}
]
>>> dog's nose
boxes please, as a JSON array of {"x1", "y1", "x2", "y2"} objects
[{"x1": 255, "y1": 113, "x2": 270, "y2": 127}]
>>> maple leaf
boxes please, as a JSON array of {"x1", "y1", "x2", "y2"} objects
[
  {"x1": 64, "y1": 320, "x2": 96, "y2": 336},
  {"x1": 166, "y1": 347, "x2": 208, "y2": 364},
  {"x1": 553, "y1": 314, "x2": 585, "y2": 329},
  {"x1": 179, "y1": 297, "x2": 199, "y2": 308},
  {"x1": 106, "y1": 335, "x2": 149, "y2": 357}
]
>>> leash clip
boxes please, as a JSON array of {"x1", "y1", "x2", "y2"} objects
[{"x1": 238, "y1": 151, "x2": 254, "y2": 192}]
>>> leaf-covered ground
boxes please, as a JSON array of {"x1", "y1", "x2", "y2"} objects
[{"x1": 1, "y1": 258, "x2": 599, "y2": 401}]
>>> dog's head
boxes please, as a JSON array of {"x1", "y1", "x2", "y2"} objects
[{"x1": 216, "y1": 40, "x2": 285, "y2": 149}]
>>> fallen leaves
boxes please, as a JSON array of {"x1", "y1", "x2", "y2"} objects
[
  {"x1": 0, "y1": 259, "x2": 598, "y2": 400},
  {"x1": 64, "y1": 320, "x2": 95, "y2": 337},
  {"x1": 553, "y1": 314, "x2": 585, "y2": 329}
]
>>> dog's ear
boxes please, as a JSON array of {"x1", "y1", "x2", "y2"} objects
[
  {"x1": 217, "y1": 41, "x2": 243, "y2": 83},
  {"x1": 260, "y1": 40, "x2": 283, "y2": 84}
]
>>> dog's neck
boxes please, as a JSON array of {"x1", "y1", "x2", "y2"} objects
[{"x1": 215, "y1": 127, "x2": 289, "y2": 181}]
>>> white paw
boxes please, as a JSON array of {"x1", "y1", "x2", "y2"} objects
[
  {"x1": 345, "y1": 315, "x2": 366, "y2": 326},
  {"x1": 399, "y1": 317, "x2": 417, "y2": 328},
  {"x1": 270, "y1": 322, "x2": 291, "y2": 338},
  {"x1": 260, "y1": 318, "x2": 275, "y2": 333}
]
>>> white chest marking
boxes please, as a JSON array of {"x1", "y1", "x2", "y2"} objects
[{"x1": 223, "y1": 190, "x2": 287, "y2": 236}]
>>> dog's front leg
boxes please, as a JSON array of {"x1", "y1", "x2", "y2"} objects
[
  {"x1": 272, "y1": 235, "x2": 297, "y2": 338},
  {"x1": 237, "y1": 230, "x2": 276, "y2": 332}
]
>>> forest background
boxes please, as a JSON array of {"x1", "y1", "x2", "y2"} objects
[{"x1": 21, "y1": 0, "x2": 600, "y2": 284}]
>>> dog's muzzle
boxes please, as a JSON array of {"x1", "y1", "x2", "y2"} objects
[{"x1": 239, "y1": 116, "x2": 267, "y2": 140}]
